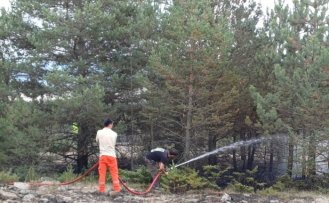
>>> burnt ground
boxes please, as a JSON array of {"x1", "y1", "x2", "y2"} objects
[{"x1": 1, "y1": 182, "x2": 329, "y2": 203}]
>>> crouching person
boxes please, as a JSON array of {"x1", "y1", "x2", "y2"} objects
[{"x1": 145, "y1": 147, "x2": 178, "y2": 188}]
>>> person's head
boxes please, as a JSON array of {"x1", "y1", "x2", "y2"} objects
[
  {"x1": 168, "y1": 148, "x2": 178, "y2": 160},
  {"x1": 103, "y1": 118, "x2": 113, "y2": 128}
]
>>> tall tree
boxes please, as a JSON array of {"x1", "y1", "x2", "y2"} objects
[
  {"x1": 6, "y1": 0, "x2": 157, "y2": 172},
  {"x1": 225, "y1": 0, "x2": 263, "y2": 171},
  {"x1": 149, "y1": 0, "x2": 234, "y2": 162},
  {"x1": 252, "y1": 0, "x2": 329, "y2": 177},
  {"x1": 208, "y1": 0, "x2": 264, "y2": 170},
  {"x1": 0, "y1": 7, "x2": 48, "y2": 169}
]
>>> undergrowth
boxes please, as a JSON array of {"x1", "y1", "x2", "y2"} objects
[{"x1": 0, "y1": 170, "x2": 19, "y2": 183}]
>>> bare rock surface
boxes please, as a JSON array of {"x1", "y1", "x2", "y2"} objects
[{"x1": 0, "y1": 182, "x2": 329, "y2": 203}]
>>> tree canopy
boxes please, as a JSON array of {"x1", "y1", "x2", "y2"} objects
[{"x1": 1, "y1": 0, "x2": 329, "y2": 183}]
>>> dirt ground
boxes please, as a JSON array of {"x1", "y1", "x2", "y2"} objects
[{"x1": 2, "y1": 182, "x2": 329, "y2": 203}]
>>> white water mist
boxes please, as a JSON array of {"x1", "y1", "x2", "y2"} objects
[{"x1": 173, "y1": 135, "x2": 286, "y2": 169}]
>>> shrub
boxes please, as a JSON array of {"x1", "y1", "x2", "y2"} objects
[
  {"x1": 83, "y1": 172, "x2": 98, "y2": 184},
  {"x1": 276, "y1": 175, "x2": 293, "y2": 188},
  {"x1": 202, "y1": 165, "x2": 226, "y2": 189},
  {"x1": 258, "y1": 186, "x2": 280, "y2": 196},
  {"x1": 228, "y1": 181, "x2": 254, "y2": 193},
  {"x1": 25, "y1": 166, "x2": 39, "y2": 182},
  {"x1": 119, "y1": 166, "x2": 151, "y2": 184},
  {"x1": 271, "y1": 180, "x2": 285, "y2": 191},
  {"x1": 259, "y1": 176, "x2": 293, "y2": 196},
  {"x1": 57, "y1": 165, "x2": 77, "y2": 182},
  {"x1": 260, "y1": 174, "x2": 329, "y2": 194},
  {"x1": 14, "y1": 165, "x2": 33, "y2": 181},
  {"x1": 0, "y1": 170, "x2": 19, "y2": 183},
  {"x1": 161, "y1": 167, "x2": 211, "y2": 193},
  {"x1": 214, "y1": 166, "x2": 265, "y2": 192}
]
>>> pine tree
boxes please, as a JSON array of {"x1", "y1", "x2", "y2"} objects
[
  {"x1": 252, "y1": 0, "x2": 329, "y2": 177},
  {"x1": 149, "y1": 0, "x2": 234, "y2": 161},
  {"x1": 5, "y1": 0, "x2": 157, "y2": 172},
  {"x1": 219, "y1": 0, "x2": 264, "y2": 170}
]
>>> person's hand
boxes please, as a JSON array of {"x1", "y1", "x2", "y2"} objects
[
  {"x1": 159, "y1": 162, "x2": 165, "y2": 173},
  {"x1": 158, "y1": 168, "x2": 166, "y2": 173}
]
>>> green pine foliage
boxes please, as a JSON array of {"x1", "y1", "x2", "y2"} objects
[
  {"x1": 148, "y1": 0, "x2": 236, "y2": 161},
  {"x1": 229, "y1": 181, "x2": 255, "y2": 193},
  {"x1": 161, "y1": 167, "x2": 211, "y2": 193},
  {"x1": 119, "y1": 166, "x2": 151, "y2": 185},
  {"x1": 252, "y1": 0, "x2": 329, "y2": 178},
  {"x1": 58, "y1": 165, "x2": 77, "y2": 183},
  {"x1": 228, "y1": 167, "x2": 265, "y2": 193},
  {"x1": 0, "y1": 170, "x2": 19, "y2": 183},
  {"x1": 1, "y1": 0, "x2": 158, "y2": 171},
  {"x1": 0, "y1": 100, "x2": 47, "y2": 169},
  {"x1": 25, "y1": 166, "x2": 39, "y2": 182},
  {"x1": 1, "y1": 0, "x2": 329, "y2": 192}
]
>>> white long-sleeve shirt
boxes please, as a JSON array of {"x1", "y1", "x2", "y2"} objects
[{"x1": 96, "y1": 127, "x2": 118, "y2": 157}]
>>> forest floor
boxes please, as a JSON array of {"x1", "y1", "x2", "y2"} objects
[{"x1": 1, "y1": 182, "x2": 329, "y2": 203}]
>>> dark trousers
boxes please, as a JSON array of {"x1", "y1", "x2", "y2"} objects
[{"x1": 144, "y1": 157, "x2": 160, "y2": 188}]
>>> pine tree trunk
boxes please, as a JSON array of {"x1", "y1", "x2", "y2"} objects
[
  {"x1": 233, "y1": 135, "x2": 237, "y2": 170},
  {"x1": 302, "y1": 152, "x2": 306, "y2": 178},
  {"x1": 302, "y1": 130, "x2": 309, "y2": 179},
  {"x1": 240, "y1": 133, "x2": 246, "y2": 171},
  {"x1": 130, "y1": 127, "x2": 135, "y2": 170},
  {"x1": 150, "y1": 117, "x2": 154, "y2": 149},
  {"x1": 76, "y1": 125, "x2": 88, "y2": 173},
  {"x1": 264, "y1": 146, "x2": 267, "y2": 169},
  {"x1": 287, "y1": 138, "x2": 294, "y2": 177},
  {"x1": 247, "y1": 145, "x2": 256, "y2": 170},
  {"x1": 308, "y1": 133, "x2": 316, "y2": 176},
  {"x1": 184, "y1": 71, "x2": 194, "y2": 161},
  {"x1": 208, "y1": 133, "x2": 217, "y2": 165},
  {"x1": 269, "y1": 142, "x2": 274, "y2": 180},
  {"x1": 301, "y1": 132, "x2": 307, "y2": 178}
]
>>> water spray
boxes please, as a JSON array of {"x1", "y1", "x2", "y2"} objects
[{"x1": 170, "y1": 135, "x2": 285, "y2": 170}]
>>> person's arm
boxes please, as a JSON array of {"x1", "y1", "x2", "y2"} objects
[
  {"x1": 96, "y1": 131, "x2": 99, "y2": 143},
  {"x1": 159, "y1": 151, "x2": 168, "y2": 172},
  {"x1": 159, "y1": 162, "x2": 165, "y2": 171}
]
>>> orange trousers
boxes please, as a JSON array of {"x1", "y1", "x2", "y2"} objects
[{"x1": 98, "y1": 155, "x2": 121, "y2": 193}]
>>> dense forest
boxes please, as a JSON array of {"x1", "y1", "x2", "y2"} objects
[{"x1": 1, "y1": 0, "x2": 329, "y2": 191}]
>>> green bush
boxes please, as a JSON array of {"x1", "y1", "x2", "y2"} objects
[
  {"x1": 228, "y1": 181, "x2": 254, "y2": 193},
  {"x1": 202, "y1": 165, "x2": 267, "y2": 191},
  {"x1": 318, "y1": 187, "x2": 329, "y2": 194},
  {"x1": 0, "y1": 170, "x2": 19, "y2": 183},
  {"x1": 57, "y1": 165, "x2": 77, "y2": 182},
  {"x1": 161, "y1": 167, "x2": 211, "y2": 193},
  {"x1": 276, "y1": 175, "x2": 293, "y2": 188},
  {"x1": 259, "y1": 175, "x2": 293, "y2": 194},
  {"x1": 119, "y1": 166, "x2": 151, "y2": 184},
  {"x1": 14, "y1": 165, "x2": 42, "y2": 181},
  {"x1": 210, "y1": 166, "x2": 265, "y2": 192},
  {"x1": 260, "y1": 174, "x2": 329, "y2": 194},
  {"x1": 258, "y1": 186, "x2": 280, "y2": 196},
  {"x1": 270, "y1": 175, "x2": 329, "y2": 191},
  {"x1": 203, "y1": 165, "x2": 221, "y2": 179},
  {"x1": 258, "y1": 176, "x2": 290, "y2": 195},
  {"x1": 83, "y1": 172, "x2": 98, "y2": 184},
  {"x1": 25, "y1": 166, "x2": 39, "y2": 182},
  {"x1": 271, "y1": 180, "x2": 285, "y2": 191}
]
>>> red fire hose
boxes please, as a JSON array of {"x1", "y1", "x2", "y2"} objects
[
  {"x1": 27, "y1": 161, "x2": 162, "y2": 195},
  {"x1": 29, "y1": 162, "x2": 99, "y2": 187},
  {"x1": 119, "y1": 171, "x2": 162, "y2": 195}
]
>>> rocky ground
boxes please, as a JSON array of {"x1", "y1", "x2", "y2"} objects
[{"x1": 1, "y1": 182, "x2": 329, "y2": 203}]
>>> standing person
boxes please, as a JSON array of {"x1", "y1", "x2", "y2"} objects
[
  {"x1": 96, "y1": 118, "x2": 121, "y2": 197},
  {"x1": 145, "y1": 147, "x2": 178, "y2": 188}
]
